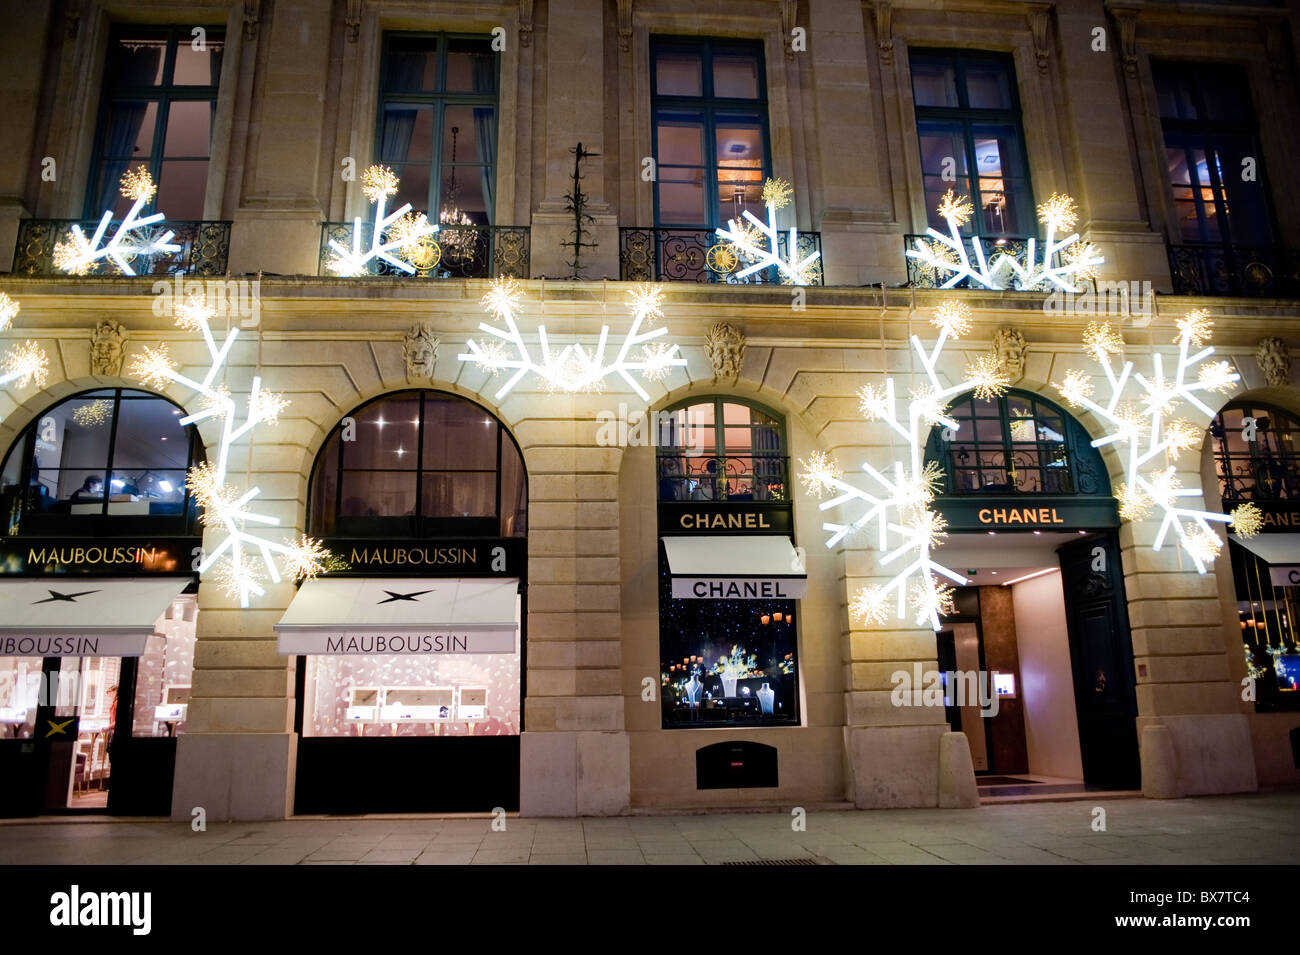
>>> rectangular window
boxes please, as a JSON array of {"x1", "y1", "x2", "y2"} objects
[
  {"x1": 377, "y1": 33, "x2": 499, "y2": 227},
  {"x1": 1153, "y1": 62, "x2": 1273, "y2": 247},
  {"x1": 910, "y1": 50, "x2": 1033, "y2": 236},
  {"x1": 87, "y1": 26, "x2": 224, "y2": 220},
  {"x1": 651, "y1": 37, "x2": 770, "y2": 228}
]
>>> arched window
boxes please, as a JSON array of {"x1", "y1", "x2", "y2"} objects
[
  {"x1": 1211, "y1": 402, "x2": 1300, "y2": 503},
  {"x1": 0, "y1": 388, "x2": 204, "y2": 536},
  {"x1": 655, "y1": 397, "x2": 786, "y2": 502},
  {"x1": 925, "y1": 389, "x2": 1108, "y2": 496},
  {"x1": 308, "y1": 390, "x2": 526, "y2": 538}
]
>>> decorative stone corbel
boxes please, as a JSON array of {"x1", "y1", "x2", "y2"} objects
[
  {"x1": 1111, "y1": 6, "x2": 1139, "y2": 79},
  {"x1": 402, "y1": 323, "x2": 440, "y2": 381},
  {"x1": 65, "y1": 0, "x2": 83, "y2": 38},
  {"x1": 242, "y1": 0, "x2": 261, "y2": 40},
  {"x1": 520, "y1": 0, "x2": 534, "y2": 48},
  {"x1": 1256, "y1": 337, "x2": 1291, "y2": 389},
  {"x1": 345, "y1": 0, "x2": 362, "y2": 43},
  {"x1": 871, "y1": 2, "x2": 893, "y2": 64},
  {"x1": 705, "y1": 323, "x2": 746, "y2": 380},
  {"x1": 89, "y1": 319, "x2": 127, "y2": 377},
  {"x1": 781, "y1": 0, "x2": 798, "y2": 59},
  {"x1": 1028, "y1": 6, "x2": 1051, "y2": 75},
  {"x1": 617, "y1": 0, "x2": 632, "y2": 53},
  {"x1": 992, "y1": 326, "x2": 1028, "y2": 385}
]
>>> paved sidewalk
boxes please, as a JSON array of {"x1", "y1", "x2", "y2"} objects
[{"x1": 1, "y1": 792, "x2": 1296, "y2": 865}]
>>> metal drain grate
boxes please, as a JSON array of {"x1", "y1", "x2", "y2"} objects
[{"x1": 721, "y1": 858, "x2": 821, "y2": 866}]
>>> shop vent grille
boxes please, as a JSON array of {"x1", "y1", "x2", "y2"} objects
[{"x1": 720, "y1": 858, "x2": 822, "y2": 866}]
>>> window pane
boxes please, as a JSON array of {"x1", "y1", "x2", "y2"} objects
[
  {"x1": 107, "y1": 36, "x2": 166, "y2": 87},
  {"x1": 384, "y1": 36, "x2": 439, "y2": 91},
  {"x1": 439, "y1": 106, "x2": 480, "y2": 162},
  {"x1": 715, "y1": 123, "x2": 763, "y2": 165},
  {"x1": 911, "y1": 60, "x2": 958, "y2": 107},
  {"x1": 0, "y1": 658, "x2": 42, "y2": 739},
  {"x1": 713, "y1": 53, "x2": 760, "y2": 98},
  {"x1": 656, "y1": 51, "x2": 703, "y2": 96},
  {"x1": 111, "y1": 396, "x2": 192, "y2": 472},
  {"x1": 131, "y1": 594, "x2": 197, "y2": 737},
  {"x1": 965, "y1": 63, "x2": 1014, "y2": 109},
  {"x1": 172, "y1": 38, "x2": 223, "y2": 85},
  {"x1": 918, "y1": 125, "x2": 966, "y2": 176},
  {"x1": 389, "y1": 163, "x2": 431, "y2": 214},
  {"x1": 657, "y1": 116, "x2": 705, "y2": 165},
  {"x1": 162, "y1": 101, "x2": 211, "y2": 157},
  {"x1": 657, "y1": 174, "x2": 705, "y2": 224},
  {"x1": 379, "y1": 106, "x2": 434, "y2": 163},
  {"x1": 422, "y1": 472, "x2": 496, "y2": 518},
  {"x1": 101, "y1": 102, "x2": 157, "y2": 159},
  {"x1": 500, "y1": 431, "x2": 526, "y2": 537},
  {"x1": 339, "y1": 471, "x2": 417, "y2": 517},
  {"x1": 341, "y1": 398, "x2": 420, "y2": 469},
  {"x1": 445, "y1": 38, "x2": 496, "y2": 92},
  {"x1": 157, "y1": 161, "x2": 208, "y2": 218},
  {"x1": 423, "y1": 397, "x2": 498, "y2": 470}
]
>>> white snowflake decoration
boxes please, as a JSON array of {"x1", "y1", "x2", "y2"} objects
[
  {"x1": 325, "y1": 165, "x2": 439, "y2": 277},
  {"x1": 129, "y1": 298, "x2": 329, "y2": 606},
  {"x1": 458, "y1": 280, "x2": 687, "y2": 401},
  {"x1": 56, "y1": 168, "x2": 180, "y2": 276},
  {"x1": 714, "y1": 178, "x2": 821, "y2": 286},
  {"x1": 799, "y1": 301, "x2": 1008, "y2": 630},
  {"x1": 0, "y1": 294, "x2": 50, "y2": 391},
  {"x1": 1053, "y1": 310, "x2": 1239, "y2": 572},
  {"x1": 906, "y1": 191, "x2": 1104, "y2": 292}
]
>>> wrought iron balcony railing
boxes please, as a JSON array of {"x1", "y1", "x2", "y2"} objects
[
  {"x1": 620, "y1": 228, "x2": 823, "y2": 285},
  {"x1": 12, "y1": 218, "x2": 232, "y2": 276},
  {"x1": 317, "y1": 223, "x2": 529, "y2": 279},
  {"x1": 1167, "y1": 243, "x2": 1300, "y2": 299},
  {"x1": 903, "y1": 233, "x2": 1038, "y2": 290},
  {"x1": 656, "y1": 453, "x2": 790, "y2": 502}
]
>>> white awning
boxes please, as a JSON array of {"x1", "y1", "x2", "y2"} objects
[
  {"x1": 1231, "y1": 534, "x2": 1300, "y2": 588},
  {"x1": 662, "y1": 535, "x2": 807, "y2": 600},
  {"x1": 275, "y1": 577, "x2": 520, "y2": 655},
  {"x1": 0, "y1": 577, "x2": 190, "y2": 657}
]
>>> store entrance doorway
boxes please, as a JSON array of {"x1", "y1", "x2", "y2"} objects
[
  {"x1": 938, "y1": 530, "x2": 1140, "y2": 794},
  {"x1": 35, "y1": 655, "x2": 122, "y2": 811}
]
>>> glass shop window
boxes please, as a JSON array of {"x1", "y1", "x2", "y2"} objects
[
  {"x1": 939, "y1": 391, "x2": 1075, "y2": 494},
  {"x1": 130, "y1": 593, "x2": 198, "y2": 737},
  {"x1": 377, "y1": 33, "x2": 499, "y2": 226},
  {"x1": 910, "y1": 50, "x2": 1033, "y2": 236},
  {"x1": 0, "y1": 389, "x2": 204, "y2": 537},
  {"x1": 87, "y1": 25, "x2": 224, "y2": 220},
  {"x1": 651, "y1": 37, "x2": 770, "y2": 228},
  {"x1": 308, "y1": 390, "x2": 526, "y2": 539},
  {"x1": 0, "y1": 658, "x2": 43, "y2": 739},
  {"x1": 301, "y1": 650, "x2": 521, "y2": 738},
  {"x1": 1228, "y1": 540, "x2": 1299, "y2": 712},
  {"x1": 656, "y1": 398, "x2": 787, "y2": 502}
]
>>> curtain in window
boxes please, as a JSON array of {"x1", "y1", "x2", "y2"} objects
[
  {"x1": 472, "y1": 53, "x2": 497, "y2": 220},
  {"x1": 100, "y1": 45, "x2": 165, "y2": 211}
]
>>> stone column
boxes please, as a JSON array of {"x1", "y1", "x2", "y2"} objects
[
  {"x1": 528, "y1": 0, "x2": 619, "y2": 279},
  {"x1": 1053, "y1": 1, "x2": 1171, "y2": 286},
  {"x1": 170, "y1": 334, "x2": 313, "y2": 821},
  {"x1": 513, "y1": 390, "x2": 630, "y2": 815},
  {"x1": 1122, "y1": 514, "x2": 1258, "y2": 797},
  {"x1": 226, "y1": 0, "x2": 336, "y2": 276},
  {"x1": 804, "y1": 0, "x2": 903, "y2": 285}
]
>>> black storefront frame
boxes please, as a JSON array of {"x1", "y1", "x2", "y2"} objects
[
  {"x1": 292, "y1": 389, "x2": 527, "y2": 815},
  {"x1": 0, "y1": 388, "x2": 203, "y2": 817},
  {"x1": 655, "y1": 396, "x2": 802, "y2": 731}
]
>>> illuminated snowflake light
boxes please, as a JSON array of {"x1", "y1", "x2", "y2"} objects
[
  {"x1": 458, "y1": 280, "x2": 687, "y2": 402},
  {"x1": 56, "y1": 169, "x2": 181, "y2": 276},
  {"x1": 1053, "y1": 310, "x2": 1240, "y2": 572},
  {"x1": 714, "y1": 178, "x2": 822, "y2": 286},
  {"x1": 907, "y1": 190, "x2": 1104, "y2": 291},
  {"x1": 0, "y1": 341, "x2": 49, "y2": 390},
  {"x1": 799, "y1": 299, "x2": 1010, "y2": 630},
  {"x1": 1229, "y1": 502, "x2": 1264, "y2": 539},
  {"x1": 128, "y1": 308, "x2": 332, "y2": 606},
  {"x1": 326, "y1": 165, "x2": 438, "y2": 277},
  {"x1": 0, "y1": 292, "x2": 18, "y2": 330}
]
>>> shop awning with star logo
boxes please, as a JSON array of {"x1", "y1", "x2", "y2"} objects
[
  {"x1": 0, "y1": 577, "x2": 190, "y2": 657},
  {"x1": 274, "y1": 577, "x2": 521, "y2": 655}
]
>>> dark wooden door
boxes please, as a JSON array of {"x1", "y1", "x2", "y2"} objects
[{"x1": 1057, "y1": 533, "x2": 1141, "y2": 790}]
